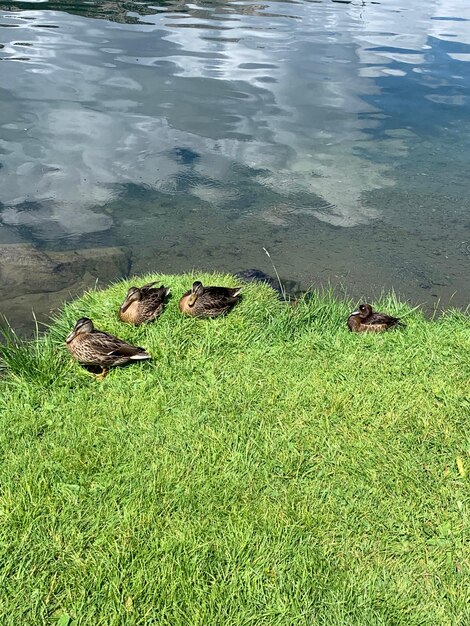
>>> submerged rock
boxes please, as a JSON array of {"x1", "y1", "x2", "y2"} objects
[
  {"x1": 0, "y1": 244, "x2": 131, "y2": 335},
  {"x1": 234, "y1": 268, "x2": 298, "y2": 299},
  {"x1": 0, "y1": 244, "x2": 59, "y2": 296}
]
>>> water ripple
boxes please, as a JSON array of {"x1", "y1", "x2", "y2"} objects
[{"x1": 0, "y1": 0, "x2": 469, "y2": 319}]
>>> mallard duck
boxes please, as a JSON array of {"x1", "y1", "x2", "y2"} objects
[
  {"x1": 119, "y1": 282, "x2": 170, "y2": 325},
  {"x1": 179, "y1": 281, "x2": 241, "y2": 318},
  {"x1": 66, "y1": 317, "x2": 151, "y2": 379},
  {"x1": 347, "y1": 303, "x2": 405, "y2": 333}
]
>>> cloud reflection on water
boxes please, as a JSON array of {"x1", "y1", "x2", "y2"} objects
[{"x1": 0, "y1": 0, "x2": 470, "y2": 238}]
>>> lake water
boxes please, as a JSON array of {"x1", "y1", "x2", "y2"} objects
[{"x1": 1, "y1": 0, "x2": 469, "y2": 333}]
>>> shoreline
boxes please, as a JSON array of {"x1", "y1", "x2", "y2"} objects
[{"x1": 1, "y1": 247, "x2": 469, "y2": 338}]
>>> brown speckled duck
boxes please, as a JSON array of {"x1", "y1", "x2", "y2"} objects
[
  {"x1": 179, "y1": 281, "x2": 242, "y2": 318},
  {"x1": 347, "y1": 303, "x2": 405, "y2": 333},
  {"x1": 66, "y1": 317, "x2": 150, "y2": 380},
  {"x1": 119, "y1": 282, "x2": 170, "y2": 325}
]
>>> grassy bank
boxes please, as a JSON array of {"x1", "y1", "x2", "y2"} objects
[{"x1": 0, "y1": 272, "x2": 469, "y2": 625}]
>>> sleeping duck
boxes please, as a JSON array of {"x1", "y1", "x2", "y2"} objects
[
  {"x1": 119, "y1": 282, "x2": 170, "y2": 325},
  {"x1": 179, "y1": 281, "x2": 241, "y2": 318}
]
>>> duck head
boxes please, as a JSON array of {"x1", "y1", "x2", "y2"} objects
[
  {"x1": 66, "y1": 317, "x2": 94, "y2": 343},
  {"x1": 349, "y1": 303, "x2": 373, "y2": 319},
  {"x1": 188, "y1": 281, "x2": 204, "y2": 307},
  {"x1": 120, "y1": 286, "x2": 141, "y2": 313}
]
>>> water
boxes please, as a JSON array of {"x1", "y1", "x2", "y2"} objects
[{"x1": 1, "y1": 0, "x2": 469, "y2": 333}]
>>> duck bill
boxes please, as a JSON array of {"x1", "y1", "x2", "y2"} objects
[
  {"x1": 188, "y1": 293, "x2": 198, "y2": 308},
  {"x1": 65, "y1": 329, "x2": 77, "y2": 343},
  {"x1": 120, "y1": 299, "x2": 131, "y2": 313},
  {"x1": 350, "y1": 310, "x2": 360, "y2": 316}
]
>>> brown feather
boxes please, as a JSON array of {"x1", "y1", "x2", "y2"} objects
[
  {"x1": 179, "y1": 284, "x2": 241, "y2": 318},
  {"x1": 119, "y1": 284, "x2": 169, "y2": 325},
  {"x1": 66, "y1": 323, "x2": 150, "y2": 370},
  {"x1": 347, "y1": 304, "x2": 404, "y2": 333}
]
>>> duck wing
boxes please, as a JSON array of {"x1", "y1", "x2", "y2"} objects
[
  {"x1": 366, "y1": 312, "x2": 404, "y2": 327},
  {"x1": 140, "y1": 281, "x2": 159, "y2": 291},
  {"x1": 142, "y1": 285, "x2": 168, "y2": 300},
  {"x1": 140, "y1": 287, "x2": 168, "y2": 317},
  {"x1": 92, "y1": 331, "x2": 149, "y2": 359},
  {"x1": 203, "y1": 286, "x2": 241, "y2": 305},
  {"x1": 140, "y1": 282, "x2": 168, "y2": 296},
  {"x1": 106, "y1": 344, "x2": 149, "y2": 359}
]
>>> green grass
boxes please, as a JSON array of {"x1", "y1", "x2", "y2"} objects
[{"x1": 0, "y1": 272, "x2": 469, "y2": 626}]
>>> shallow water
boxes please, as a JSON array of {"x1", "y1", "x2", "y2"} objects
[{"x1": 1, "y1": 0, "x2": 469, "y2": 333}]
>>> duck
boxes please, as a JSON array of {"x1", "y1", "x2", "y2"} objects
[
  {"x1": 65, "y1": 317, "x2": 151, "y2": 379},
  {"x1": 347, "y1": 303, "x2": 405, "y2": 333},
  {"x1": 119, "y1": 282, "x2": 170, "y2": 325},
  {"x1": 179, "y1": 281, "x2": 242, "y2": 318}
]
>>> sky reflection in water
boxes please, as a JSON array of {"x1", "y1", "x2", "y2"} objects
[{"x1": 0, "y1": 0, "x2": 469, "y2": 327}]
